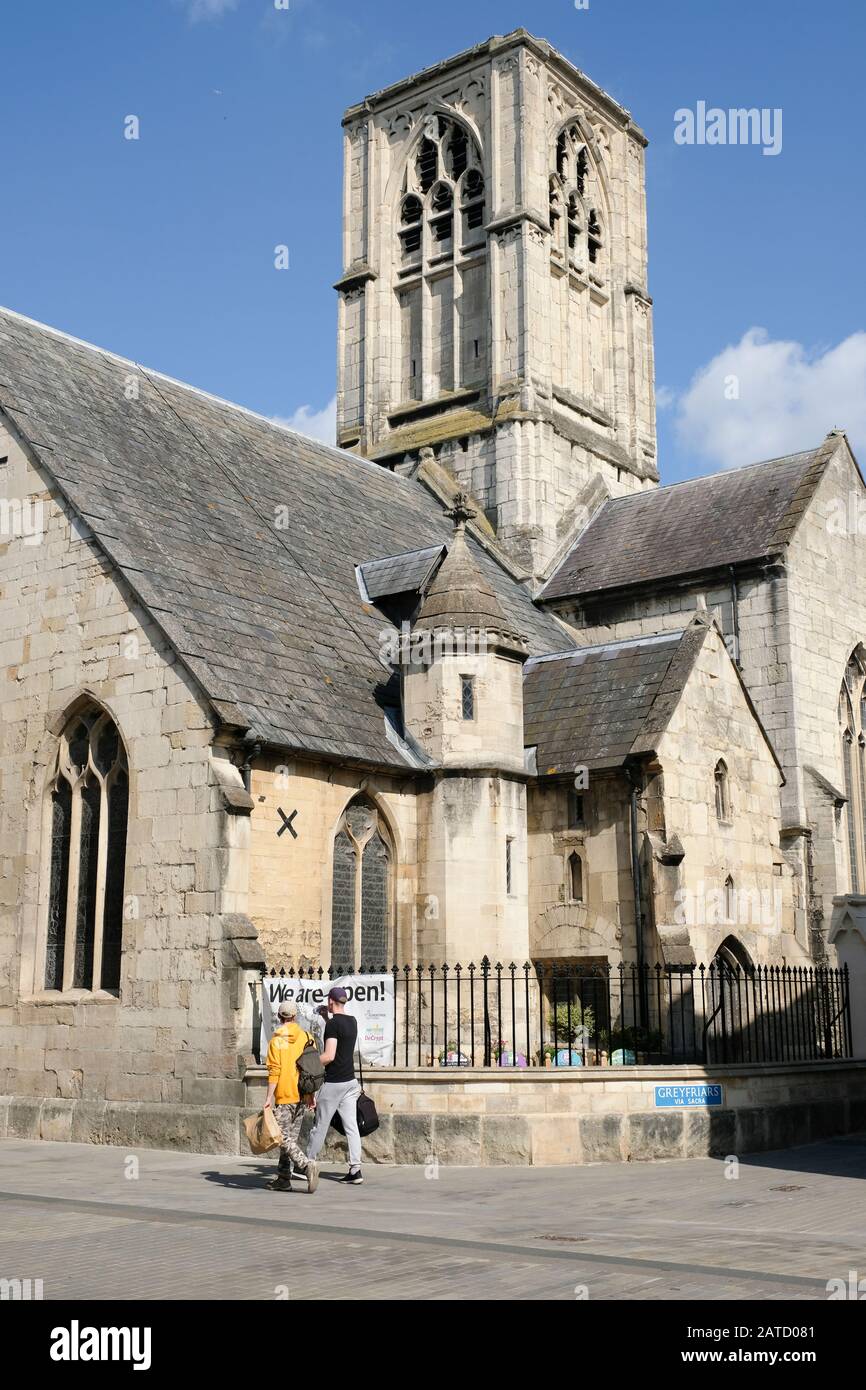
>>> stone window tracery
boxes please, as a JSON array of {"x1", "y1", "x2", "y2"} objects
[
  {"x1": 548, "y1": 123, "x2": 604, "y2": 277},
  {"x1": 396, "y1": 115, "x2": 487, "y2": 400},
  {"x1": 45, "y1": 704, "x2": 129, "y2": 993},
  {"x1": 330, "y1": 797, "x2": 394, "y2": 970}
]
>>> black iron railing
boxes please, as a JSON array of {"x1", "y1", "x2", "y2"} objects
[{"x1": 259, "y1": 959, "x2": 853, "y2": 1069}]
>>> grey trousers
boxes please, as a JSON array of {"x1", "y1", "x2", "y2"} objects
[{"x1": 307, "y1": 1080, "x2": 362, "y2": 1168}]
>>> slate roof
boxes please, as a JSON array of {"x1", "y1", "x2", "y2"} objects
[
  {"x1": 523, "y1": 626, "x2": 709, "y2": 774},
  {"x1": 358, "y1": 545, "x2": 445, "y2": 601},
  {"x1": 541, "y1": 447, "x2": 831, "y2": 601},
  {"x1": 0, "y1": 307, "x2": 569, "y2": 770}
]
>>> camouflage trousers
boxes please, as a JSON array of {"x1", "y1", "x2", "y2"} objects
[{"x1": 274, "y1": 1102, "x2": 309, "y2": 1171}]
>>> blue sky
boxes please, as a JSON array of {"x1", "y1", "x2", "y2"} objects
[{"x1": 0, "y1": 0, "x2": 863, "y2": 481}]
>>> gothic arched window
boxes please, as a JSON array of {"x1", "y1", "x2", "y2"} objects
[
  {"x1": 329, "y1": 797, "x2": 394, "y2": 971},
  {"x1": 568, "y1": 852, "x2": 584, "y2": 904},
  {"x1": 549, "y1": 123, "x2": 604, "y2": 276},
  {"x1": 839, "y1": 653, "x2": 866, "y2": 892},
  {"x1": 724, "y1": 875, "x2": 736, "y2": 924},
  {"x1": 714, "y1": 759, "x2": 731, "y2": 823},
  {"x1": 396, "y1": 116, "x2": 486, "y2": 399},
  {"x1": 548, "y1": 120, "x2": 611, "y2": 410},
  {"x1": 45, "y1": 705, "x2": 129, "y2": 993}
]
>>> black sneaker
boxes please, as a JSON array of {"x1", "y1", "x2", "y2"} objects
[{"x1": 341, "y1": 1169, "x2": 363, "y2": 1185}]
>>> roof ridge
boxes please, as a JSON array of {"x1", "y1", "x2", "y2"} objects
[
  {"x1": 0, "y1": 303, "x2": 394, "y2": 479},
  {"x1": 598, "y1": 448, "x2": 821, "y2": 512},
  {"x1": 525, "y1": 629, "x2": 684, "y2": 667}
]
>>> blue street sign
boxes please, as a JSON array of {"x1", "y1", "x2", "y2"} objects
[{"x1": 654, "y1": 1083, "x2": 723, "y2": 1108}]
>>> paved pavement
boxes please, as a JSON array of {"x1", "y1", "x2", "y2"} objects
[{"x1": 1, "y1": 1134, "x2": 865, "y2": 1300}]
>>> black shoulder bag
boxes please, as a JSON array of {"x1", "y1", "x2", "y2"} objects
[{"x1": 329, "y1": 1047, "x2": 380, "y2": 1137}]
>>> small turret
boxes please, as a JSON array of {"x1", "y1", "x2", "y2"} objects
[{"x1": 404, "y1": 494, "x2": 528, "y2": 772}]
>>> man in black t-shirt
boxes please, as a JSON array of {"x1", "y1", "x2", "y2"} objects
[{"x1": 305, "y1": 987, "x2": 364, "y2": 1184}]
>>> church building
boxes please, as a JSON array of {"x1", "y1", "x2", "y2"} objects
[{"x1": 1, "y1": 29, "x2": 864, "y2": 1136}]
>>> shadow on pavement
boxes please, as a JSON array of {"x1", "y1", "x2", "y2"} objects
[{"x1": 737, "y1": 1132, "x2": 866, "y2": 1180}]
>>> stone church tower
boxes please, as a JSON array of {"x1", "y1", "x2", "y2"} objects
[{"x1": 336, "y1": 29, "x2": 659, "y2": 579}]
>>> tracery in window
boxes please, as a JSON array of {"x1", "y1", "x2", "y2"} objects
[
  {"x1": 330, "y1": 797, "x2": 394, "y2": 970},
  {"x1": 45, "y1": 704, "x2": 129, "y2": 993},
  {"x1": 396, "y1": 116, "x2": 486, "y2": 400}
]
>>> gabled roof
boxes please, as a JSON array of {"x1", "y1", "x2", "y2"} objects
[
  {"x1": 523, "y1": 629, "x2": 704, "y2": 774},
  {"x1": 541, "y1": 444, "x2": 836, "y2": 602},
  {"x1": 0, "y1": 306, "x2": 569, "y2": 770},
  {"x1": 524, "y1": 617, "x2": 784, "y2": 778}
]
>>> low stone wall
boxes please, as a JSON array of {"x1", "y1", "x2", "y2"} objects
[
  {"x1": 246, "y1": 1060, "x2": 866, "y2": 1165},
  {"x1": 4, "y1": 1060, "x2": 865, "y2": 1164}
]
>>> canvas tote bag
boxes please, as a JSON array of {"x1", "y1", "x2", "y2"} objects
[{"x1": 244, "y1": 1106, "x2": 282, "y2": 1155}]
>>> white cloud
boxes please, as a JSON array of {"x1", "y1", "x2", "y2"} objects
[
  {"x1": 670, "y1": 328, "x2": 866, "y2": 470},
  {"x1": 181, "y1": 0, "x2": 240, "y2": 23},
  {"x1": 275, "y1": 396, "x2": 337, "y2": 445}
]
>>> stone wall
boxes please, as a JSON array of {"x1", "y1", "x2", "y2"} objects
[
  {"x1": 247, "y1": 757, "x2": 418, "y2": 967},
  {"x1": 8, "y1": 1060, "x2": 862, "y2": 1165},
  {"x1": 528, "y1": 773, "x2": 633, "y2": 963},
  {"x1": 652, "y1": 624, "x2": 801, "y2": 964},
  {"x1": 0, "y1": 418, "x2": 255, "y2": 1111}
]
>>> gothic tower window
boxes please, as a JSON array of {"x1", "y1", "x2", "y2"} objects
[
  {"x1": 839, "y1": 652, "x2": 866, "y2": 893},
  {"x1": 548, "y1": 118, "x2": 612, "y2": 413},
  {"x1": 329, "y1": 797, "x2": 394, "y2": 970},
  {"x1": 44, "y1": 704, "x2": 129, "y2": 993},
  {"x1": 396, "y1": 115, "x2": 486, "y2": 402}
]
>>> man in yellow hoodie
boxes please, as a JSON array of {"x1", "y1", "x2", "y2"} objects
[{"x1": 264, "y1": 1001, "x2": 319, "y2": 1193}]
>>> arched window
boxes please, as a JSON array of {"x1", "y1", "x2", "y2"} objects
[
  {"x1": 724, "y1": 875, "x2": 736, "y2": 924},
  {"x1": 715, "y1": 935, "x2": 753, "y2": 972},
  {"x1": 714, "y1": 759, "x2": 731, "y2": 822},
  {"x1": 548, "y1": 123, "x2": 605, "y2": 278},
  {"x1": 839, "y1": 652, "x2": 866, "y2": 892},
  {"x1": 568, "y1": 852, "x2": 584, "y2": 904},
  {"x1": 329, "y1": 797, "x2": 394, "y2": 971},
  {"x1": 548, "y1": 119, "x2": 611, "y2": 412},
  {"x1": 45, "y1": 704, "x2": 129, "y2": 993},
  {"x1": 396, "y1": 116, "x2": 485, "y2": 400}
]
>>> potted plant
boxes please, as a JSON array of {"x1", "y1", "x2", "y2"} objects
[{"x1": 437, "y1": 1041, "x2": 471, "y2": 1068}]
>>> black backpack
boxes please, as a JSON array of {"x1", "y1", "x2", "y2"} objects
[{"x1": 296, "y1": 1032, "x2": 325, "y2": 1096}]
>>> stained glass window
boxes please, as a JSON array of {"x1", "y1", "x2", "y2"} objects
[{"x1": 330, "y1": 799, "x2": 394, "y2": 969}]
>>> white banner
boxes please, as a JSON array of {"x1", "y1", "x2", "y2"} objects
[{"x1": 260, "y1": 973, "x2": 395, "y2": 1066}]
